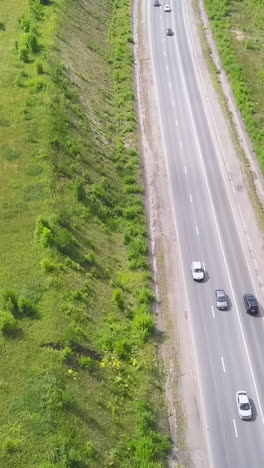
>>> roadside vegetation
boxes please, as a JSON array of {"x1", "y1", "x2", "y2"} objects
[
  {"x1": 204, "y1": 0, "x2": 264, "y2": 171},
  {"x1": 0, "y1": 0, "x2": 170, "y2": 466}
]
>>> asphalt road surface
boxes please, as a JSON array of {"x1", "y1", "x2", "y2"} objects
[{"x1": 146, "y1": 0, "x2": 264, "y2": 466}]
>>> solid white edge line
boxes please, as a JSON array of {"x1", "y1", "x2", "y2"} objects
[
  {"x1": 211, "y1": 305, "x2": 215, "y2": 319},
  {"x1": 233, "y1": 419, "x2": 238, "y2": 438},
  {"x1": 172, "y1": 11, "x2": 264, "y2": 426},
  {"x1": 196, "y1": 225, "x2": 199, "y2": 236},
  {"x1": 221, "y1": 356, "x2": 226, "y2": 373}
]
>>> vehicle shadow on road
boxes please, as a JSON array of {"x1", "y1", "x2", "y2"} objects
[
  {"x1": 249, "y1": 398, "x2": 257, "y2": 422},
  {"x1": 254, "y1": 303, "x2": 264, "y2": 319},
  {"x1": 226, "y1": 295, "x2": 232, "y2": 311},
  {"x1": 202, "y1": 271, "x2": 210, "y2": 283}
]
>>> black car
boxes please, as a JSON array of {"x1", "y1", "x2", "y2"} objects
[
  {"x1": 154, "y1": 0, "x2": 160, "y2": 5},
  {"x1": 166, "y1": 28, "x2": 173, "y2": 36},
  {"x1": 243, "y1": 294, "x2": 258, "y2": 314}
]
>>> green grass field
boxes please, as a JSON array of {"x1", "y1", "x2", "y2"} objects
[
  {"x1": 0, "y1": 0, "x2": 170, "y2": 466},
  {"x1": 204, "y1": 0, "x2": 264, "y2": 171}
]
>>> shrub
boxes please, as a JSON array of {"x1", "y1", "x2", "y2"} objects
[
  {"x1": 85, "y1": 441, "x2": 95, "y2": 458},
  {"x1": 128, "y1": 238, "x2": 148, "y2": 260},
  {"x1": 2, "y1": 438, "x2": 21, "y2": 454},
  {"x1": 36, "y1": 59, "x2": 44, "y2": 74},
  {"x1": 25, "y1": 32, "x2": 39, "y2": 53},
  {"x1": 19, "y1": 46, "x2": 29, "y2": 62},
  {"x1": 73, "y1": 178, "x2": 86, "y2": 202},
  {"x1": 55, "y1": 226, "x2": 76, "y2": 254},
  {"x1": 18, "y1": 296, "x2": 36, "y2": 317},
  {"x1": 136, "y1": 287, "x2": 155, "y2": 304},
  {"x1": 0, "y1": 311, "x2": 17, "y2": 335},
  {"x1": 27, "y1": 78, "x2": 45, "y2": 92},
  {"x1": 63, "y1": 325, "x2": 85, "y2": 347},
  {"x1": 114, "y1": 338, "x2": 131, "y2": 359},
  {"x1": 133, "y1": 305, "x2": 154, "y2": 341},
  {"x1": 35, "y1": 217, "x2": 53, "y2": 247},
  {"x1": 78, "y1": 356, "x2": 96, "y2": 371},
  {"x1": 112, "y1": 288, "x2": 124, "y2": 309},
  {"x1": 41, "y1": 257, "x2": 64, "y2": 273},
  {"x1": 2, "y1": 290, "x2": 19, "y2": 314},
  {"x1": 84, "y1": 252, "x2": 95, "y2": 265},
  {"x1": 60, "y1": 347, "x2": 73, "y2": 363},
  {"x1": 19, "y1": 16, "x2": 31, "y2": 32}
]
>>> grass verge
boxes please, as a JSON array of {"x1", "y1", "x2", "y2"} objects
[
  {"x1": 203, "y1": 0, "x2": 264, "y2": 171},
  {"x1": 0, "y1": 0, "x2": 170, "y2": 466}
]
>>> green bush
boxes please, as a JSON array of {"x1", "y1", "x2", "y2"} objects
[
  {"x1": 73, "y1": 178, "x2": 86, "y2": 202},
  {"x1": 18, "y1": 296, "x2": 36, "y2": 317},
  {"x1": 78, "y1": 356, "x2": 96, "y2": 371},
  {"x1": 128, "y1": 238, "x2": 148, "y2": 260},
  {"x1": 2, "y1": 290, "x2": 19, "y2": 314},
  {"x1": 19, "y1": 16, "x2": 31, "y2": 32},
  {"x1": 0, "y1": 311, "x2": 18, "y2": 335},
  {"x1": 84, "y1": 252, "x2": 95, "y2": 265},
  {"x1": 24, "y1": 32, "x2": 39, "y2": 53},
  {"x1": 136, "y1": 287, "x2": 155, "y2": 304},
  {"x1": 36, "y1": 59, "x2": 44, "y2": 74},
  {"x1": 19, "y1": 46, "x2": 29, "y2": 62},
  {"x1": 60, "y1": 347, "x2": 73, "y2": 363},
  {"x1": 112, "y1": 288, "x2": 124, "y2": 309},
  {"x1": 35, "y1": 217, "x2": 54, "y2": 248},
  {"x1": 63, "y1": 325, "x2": 85, "y2": 347},
  {"x1": 133, "y1": 305, "x2": 154, "y2": 341},
  {"x1": 114, "y1": 338, "x2": 131, "y2": 359},
  {"x1": 27, "y1": 78, "x2": 45, "y2": 92},
  {"x1": 2, "y1": 438, "x2": 21, "y2": 454},
  {"x1": 41, "y1": 257, "x2": 64, "y2": 273},
  {"x1": 85, "y1": 441, "x2": 95, "y2": 457}
]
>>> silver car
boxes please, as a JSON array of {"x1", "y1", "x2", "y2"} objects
[
  {"x1": 236, "y1": 391, "x2": 252, "y2": 420},
  {"x1": 215, "y1": 289, "x2": 228, "y2": 310}
]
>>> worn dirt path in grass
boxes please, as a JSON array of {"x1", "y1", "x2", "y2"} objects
[{"x1": 133, "y1": 0, "x2": 264, "y2": 467}]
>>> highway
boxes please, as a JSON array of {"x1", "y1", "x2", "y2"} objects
[{"x1": 146, "y1": 0, "x2": 264, "y2": 466}]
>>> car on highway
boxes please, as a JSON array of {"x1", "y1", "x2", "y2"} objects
[
  {"x1": 243, "y1": 293, "x2": 258, "y2": 315},
  {"x1": 215, "y1": 289, "x2": 228, "y2": 310},
  {"x1": 191, "y1": 261, "x2": 204, "y2": 281},
  {"x1": 164, "y1": 4, "x2": 171, "y2": 11},
  {"x1": 166, "y1": 28, "x2": 173, "y2": 36},
  {"x1": 236, "y1": 391, "x2": 252, "y2": 420},
  {"x1": 153, "y1": 0, "x2": 160, "y2": 6}
]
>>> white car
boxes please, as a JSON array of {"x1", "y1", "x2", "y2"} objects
[
  {"x1": 191, "y1": 261, "x2": 204, "y2": 281},
  {"x1": 164, "y1": 4, "x2": 171, "y2": 12},
  {"x1": 236, "y1": 391, "x2": 252, "y2": 420}
]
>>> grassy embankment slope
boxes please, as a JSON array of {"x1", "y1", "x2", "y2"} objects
[
  {"x1": 0, "y1": 0, "x2": 170, "y2": 466},
  {"x1": 204, "y1": 0, "x2": 264, "y2": 171}
]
